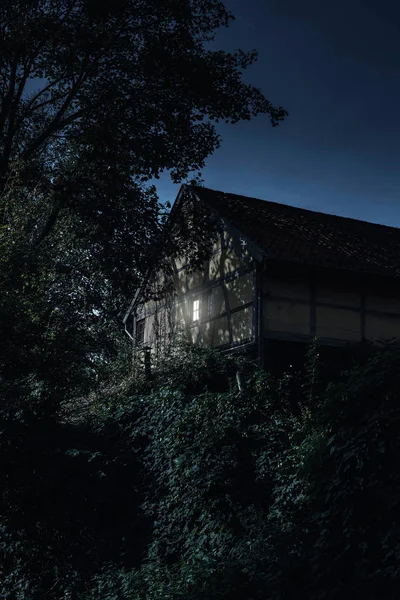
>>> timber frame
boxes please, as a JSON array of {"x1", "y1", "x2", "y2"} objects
[{"x1": 124, "y1": 185, "x2": 400, "y2": 374}]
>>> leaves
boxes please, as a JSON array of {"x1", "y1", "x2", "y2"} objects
[
  {"x1": 0, "y1": 2, "x2": 287, "y2": 598},
  {"x1": 0, "y1": 0, "x2": 287, "y2": 414},
  {"x1": 3, "y1": 334, "x2": 400, "y2": 598}
]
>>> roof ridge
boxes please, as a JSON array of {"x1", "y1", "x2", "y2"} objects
[{"x1": 196, "y1": 186, "x2": 400, "y2": 234}]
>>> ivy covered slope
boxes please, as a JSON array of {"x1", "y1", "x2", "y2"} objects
[
  {"x1": 3, "y1": 340, "x2": 396, "y2": 599},
  {"x1": 88, "y1": 341, "x2": 400, "y2": 600}
]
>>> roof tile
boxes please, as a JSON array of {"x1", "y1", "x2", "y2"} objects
[{"x1": 195, "y1": 186, "x2": 400, "y2": 280}]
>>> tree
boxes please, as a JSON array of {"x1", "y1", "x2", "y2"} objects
[
  {"x1": 0, "y1": 0, "x2": 287, "y2": 406},
  {"x1": 0, "y1": 3, "x2": 288, "y2": 596}
]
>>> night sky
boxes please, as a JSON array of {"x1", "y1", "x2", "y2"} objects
[{"x1": 157, "y1": 0, "x2": 400, "y2": 228}]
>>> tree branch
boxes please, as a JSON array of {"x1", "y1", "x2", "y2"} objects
[
  {"x1": 18, "y1": 76, "x2": 67, "y2": 121},
  {"x1": 21, "y1": 79, "x2": 86, "y2": 162},
  {"x1": 2, "y1": 4, "x2": 137, "y2": 171},
  {"x1": 0, "y1": 58, "x2": 17, "y2": 141},
  {"x1": 33, "y1": 173, "x2": 96, "y2": 248},
  {"x1": 23, "y1": 108, "x2": 84, "y2": 160},
  {"x1": 1, "y1": 63, "x2": 33, "y2": 170}
]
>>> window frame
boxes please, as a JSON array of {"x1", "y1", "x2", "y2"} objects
[
  {"x1": 135, "y1": 318, "x2": 145, "y2": 345},
  {"x1": 192, "y1": 298, "x2": 200, "y2": 322}
]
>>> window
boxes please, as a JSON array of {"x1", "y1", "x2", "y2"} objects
[
  {"x1": 207, "y1": 291, "x2": 213, "y2": 317},
  {"x1": 193, "y1": 298, "x2": 200, "y2": 322},
  {"x1": 135, "y1": 318, "x2": 145, "y2": 345}
]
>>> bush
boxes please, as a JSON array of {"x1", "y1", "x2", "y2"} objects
[
  {"x1": 4, "y1": 340, "x2": 400, "y2": 599},
  {"x1": 86, "y1": 345, "x2": 315, "y2": 599}
]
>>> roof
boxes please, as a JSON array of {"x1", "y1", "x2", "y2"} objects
[{"x1": 192, "y1": 186, "x2": 400, "y2": 281}]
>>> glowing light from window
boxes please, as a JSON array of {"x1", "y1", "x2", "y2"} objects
[{"x1": 193, "y1": 299, "x2": 200, "y2": 321}]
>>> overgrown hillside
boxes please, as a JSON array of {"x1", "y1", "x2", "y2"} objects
[{"x1": 2, "y1": 340, "x2": 400, "y2": 599}]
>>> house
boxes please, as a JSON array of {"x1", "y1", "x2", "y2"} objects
[{"x1": 123, "y1": 185, "x2": 400, "y2": 375}]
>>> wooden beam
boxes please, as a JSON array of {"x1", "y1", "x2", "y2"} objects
[
  {"x1": 264, "y1": 330, "x2": 360, "y2": 347},
  {"x1": 261, "y1": 293, "x2": 364, "y2": 314},
  {"x1": 221, "y1": 282, "x2": 233, "y2": 344},
  {"x1": 220, "y1": 231, "x2": 233, "y2": 344},
  {"x1": 264, "y1": 256, "x2": 400, "y2": 292},
  {"x1": 123, "y1": 279, "x2": 149, "y2": 324}
]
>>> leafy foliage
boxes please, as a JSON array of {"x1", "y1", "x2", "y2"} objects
[
  {"x1": 0, "y1": 0, "x2": 287, "y2": 414},
  {"x1": 2, "y1": 334, "x2": 400, "y2": 598},
  {"x1": 83, "y1": 341, "x2": 400, "y2": 600},
  {"x1": 0, "y1": 386, "x2": 150, "y2": 599},
  {"x1": 303, "y1": 342, "x2": 400, "y2": 599},
  {"x1": 0, "y1": 3, "x2": 289, "y2": 592}
]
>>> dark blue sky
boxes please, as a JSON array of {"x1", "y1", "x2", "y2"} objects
[{"x1": 157, "y1": 0, "x2": 400, "y2": 227}]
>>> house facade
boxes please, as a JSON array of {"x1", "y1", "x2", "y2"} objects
[{"x1": 124, "y1": 185, "x2": 400, "y2": 373}]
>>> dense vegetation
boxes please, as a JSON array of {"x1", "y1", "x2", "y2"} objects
[
  {"x1": 0, "y1": 0, "x2": 287, "y2": 416},
  {"x1": 2, "y1": 339, "x2": 400, "y2": 599}
]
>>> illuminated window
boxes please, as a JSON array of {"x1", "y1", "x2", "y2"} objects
[
  {"x1": 193, "y1": 298, "x2": 200, "y2": 321},
  {"x1": 136, "y1": 318, "x2": 145, "y2": 344}
]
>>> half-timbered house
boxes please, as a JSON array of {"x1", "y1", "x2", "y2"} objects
[{"x1": 124, "y1": 185, "x2": 400, "y2": 374}]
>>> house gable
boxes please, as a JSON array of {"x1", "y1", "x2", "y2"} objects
[
  {"x1": 125, "y1": 185, "x2": 400, "y2": 374},
  {"x1": 129, "y1": 225, "x2": 258, "y2": 355}
]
